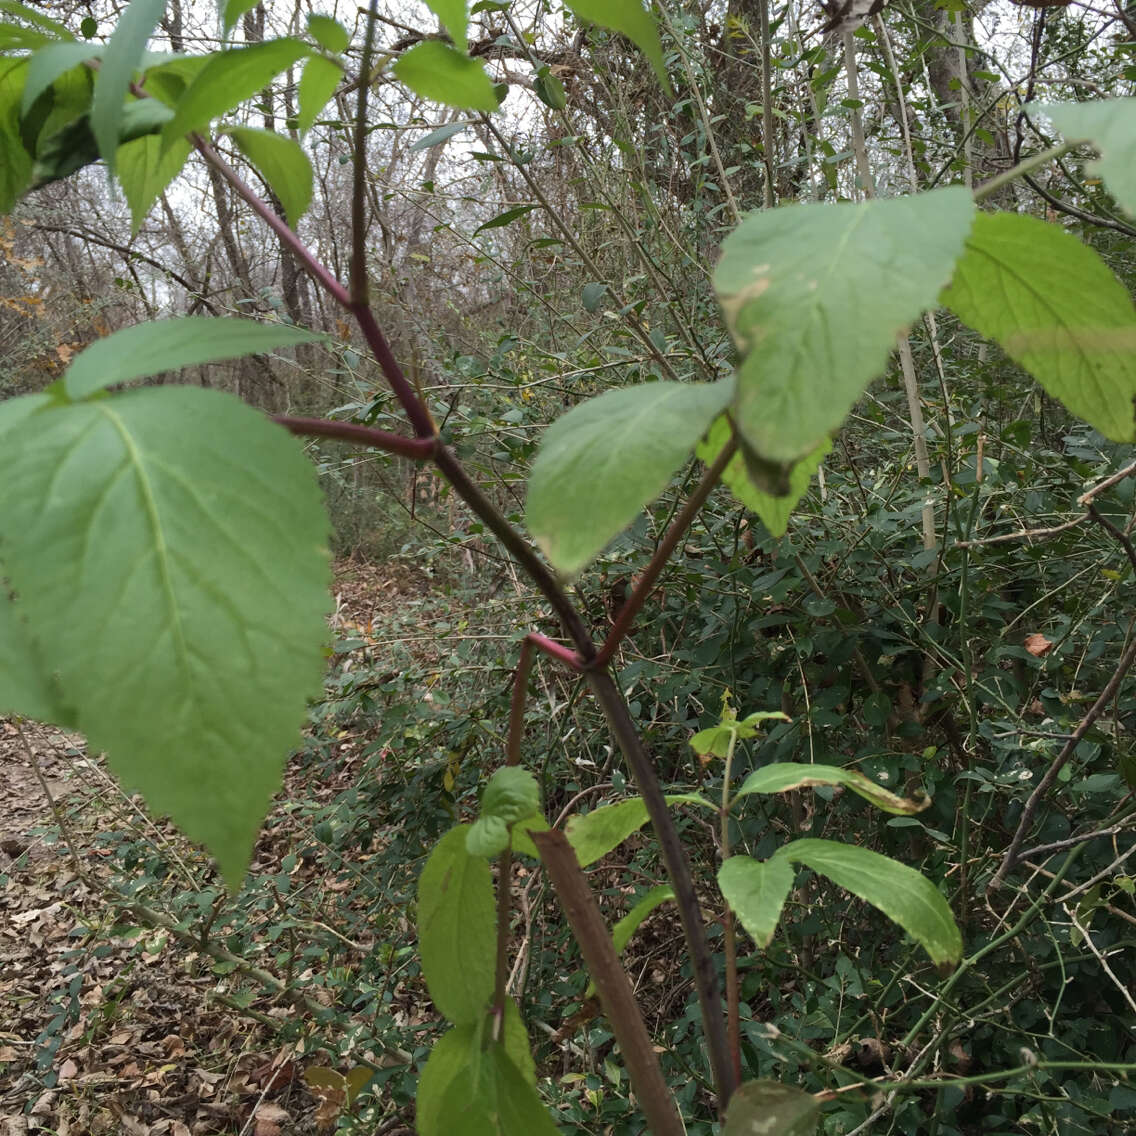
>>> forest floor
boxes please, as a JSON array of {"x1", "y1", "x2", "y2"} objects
[{"x1": 0, "y1": 558, "x2": 429, "y2": 1136}]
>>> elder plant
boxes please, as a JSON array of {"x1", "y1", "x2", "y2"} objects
[{"x1": 1, "y1": 0, "x2": 1135, "y2": 1131}]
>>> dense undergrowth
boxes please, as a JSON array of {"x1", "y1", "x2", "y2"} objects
[{"x1": 15, "y1": 342, "x2": 1133, "y2": 1133}]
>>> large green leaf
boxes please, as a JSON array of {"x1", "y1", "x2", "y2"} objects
[
  {"x1": 296, "y1": 54, "x2": 341, "y2": 133},
  {"x1": 718, "y1": 854, "x2": 794, "y2": 948},
  {"x1": 697, "y1": 414, "x2": 830, "y2": 538},
  {"x1": 0, "y1": 58, "x2": 32, "y2": 212},
  {"x1": 0, "y1": 386, "x2": 330, "y2": 886},
  {"x1": 222, "y1": 0, "x2": 261, "y2": 37},
  {"x1": 393, "y1": 41, "x2": 498, "y2": 112},
  {"x1": 161, "y1": 39, "x2": 309, "y2": 147},
  {"x1": 0, "y1": 0, "x2": 75, "y2": 44},
  {"x1": 941, "y1": 212, "x2": 1136, "y2": 442},
  {"x1": 306, "y1": 14, "x2": 349, "y2": 54},
  {"x1": 717, "y1": 188, "x2": 974, "y2": 465},
  {"x1": 116, "y1": 132, "x2": 191, "y2": 234},
  {"x1": 723, "y1": 1080, "x2": 820, "y2": 1136},
  {"x1": 227, "y1": 126, "x2": 312, "y2": 225},
  {"x1": 1042, "y1": 99, "x2": 1136, "y2": 218},
  {"x1": 424, "y1": 0, "x2": 468, "y2": 53},
  {"x1": 782, "y1": 839, "x2": 962, "y2": 967},
  {"x1": 0, "y1": 586, "x2": 71, "y2": 725},
  {"x1": 0, "y1": 394, "x2": 69, "y2": 725},
  {"x1": 90, "y1": 0, "x2": 166, "y2": 179},
  {"x1": 62, "y1": 317, "x2": 323, "y2": 400},
  {"x1": 417, "y1": 825, "x2": 496, "y2": 1025},
  {"x1": 22, "y1": 42, "x2": 100, "y2": 113},
  {"x1": 564, "y1": 0, "x2": 669, "y2": 92},
  {"x1": 436, "y1": 1048, "x2": 558, "y2": 1136},
  {"x1": 526, "y1": 380, "x2": 734, "y2": 578},
  {"x1": 735, "y1": 762, "x2": 930, "y2": 815},
  {"x1": 417, "y1": 1002, "x2": 536, "y2": 1136},
  {"x1": 31, "y1": 99, "x2": 170, "y2": 189},
  {"x1": 565, "y1": 793, "x2": 712, "y2": 868}
]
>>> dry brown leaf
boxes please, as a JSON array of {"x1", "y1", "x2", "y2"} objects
[{"x1": 1024, "y1": 633, "x2": 1053, "y2": 657}]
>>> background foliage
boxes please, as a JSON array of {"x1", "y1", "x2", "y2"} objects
[{"x1": 0, "y1": 0, "x2": 1134, "y2": 1133}]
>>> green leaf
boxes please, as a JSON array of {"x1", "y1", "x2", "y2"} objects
[
  {"x1": 31, "y1": 99, "x2": 171, "y2": 189},
  {"x1": 307, "y1": 14, "x2": 349, "y2": 54},
  {"x1": 0, "y1": 61, "x2": 33, "y2": 210},
  {"x1": 139, "y1": 54, "x2": 210, "y2": 108},
  {"x1": 718, "y1": 188, "x2": 974, "y2": 464},
  {"x1": 0, "y1": 0, "x2": 74, "y2": 50},
  {"x1": 718, "y1": 854, "x2": 794, "y2": 948},
  {"x1": 22, "y1": 42, "x2": 100, "y2": 114},
  {"x1": 410, "y1": 122, "x2": 468, "y2": 151},
  {"x1": 941, "y1": 212, "x2": 1136, "y2": 442},
  {"x1": 467, "y1": 815, "x2": 510, "y2": 858},
  {"x1": 424, "y1": 0, "x2": 469, "y2": 54},
  {"x1": 474, "y1": 204, "x2": 537, "y2": 235},
  {"x1": 564, "y1": 0, "x2": 669, "y2": 93},
  {"x1": 481, "y1": 766, "x2": 540, "y2": 822},
  {"x1": 781, "y1": 838, "x2": 963, "y2": 967},
  {"x1": 566, "y1": 798, "x2": 649, "y2": 868},
  {"x1": 436, "y1": 1048, "x2": 558, "y2": 1136},
  {"x1": 565, "y1": 793, "x2": 713, "y2": 868},
  {"x1": 526, "y1": 379, "x2": 734, "y2": 578},
  {"x1": 581, "y1": 281, "x2": 607, "y2": 312},
  {"x1": 534, "y1": 66, "x2": 567, "y2": 111},
  {"x1": 418, "y1": 1002, "x2": 537, "y2": 1136},
  {"x1": 161, "y1": 39, "x2": 310, "y2": 147},
  {"x1": 418, "y1": 1027, "x2": 479, "y2": 1136},
  {"x1": 417, "y1": 825, "x2": 496, "y2": 1024},
  {"x1": 116, "y1": 131, "x2": 191, "y2": 234},
  {"x1": 296, "y1": 53, "x2": 341, "y2": 133},
  {"x1": 0, "y1": 585, "x2": 71, "y2": 725},
  {"x1": 735, "y1": 762, "x2": 931, "y2": 815},
  {"x1": 690, "y1": 709, "x2": 789, "y2": 758},
  {"x1": 723, "y1": 1080, "x2": 820, "y2": 1136},
  {"x1": 393, "y1": 41, "x2": 498, "y2": 113},
  {"x1": 222, "y1": 0, "x2": 261, "y2": 37},
  {"x1": 91, "y1": 0, "x2": 166, "y2": 180},
  {"x1": 62, "y1": 317, "x2": 322, "y2": 400},
  {"x1": 227, "y1": 125, "x2": 313, "y2": 225},
  {"x1": 697, "y1": 414, "x2": 830, "y2": 538},
  {"x1": 1041, "y1": 99, "x2": 1136, "y2": 217},
  {"x1": 612, "y1": 884, "x2": 674, "y2": 956},
  {"x1": 0, "y1": 386, "x2": 330, "y2": 887}
]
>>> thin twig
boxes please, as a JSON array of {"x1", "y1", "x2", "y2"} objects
[
  {"x1": 954, "y1": 514, "x2": 1087, "y2": 548},
  {"x1": 1065, "y1": 904, "x2": 1136, "y2": 1015},
  {"x1": 989, "y1": 635, "x2": 1136, "y2": 890},
  {"x1": 1079, "y1": 459, "x2": 1136, "y2": 506}
]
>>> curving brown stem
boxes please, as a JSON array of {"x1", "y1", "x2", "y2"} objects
[{"x1": 532, "y1": 829, "x2": 685, "y2": 1136}]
